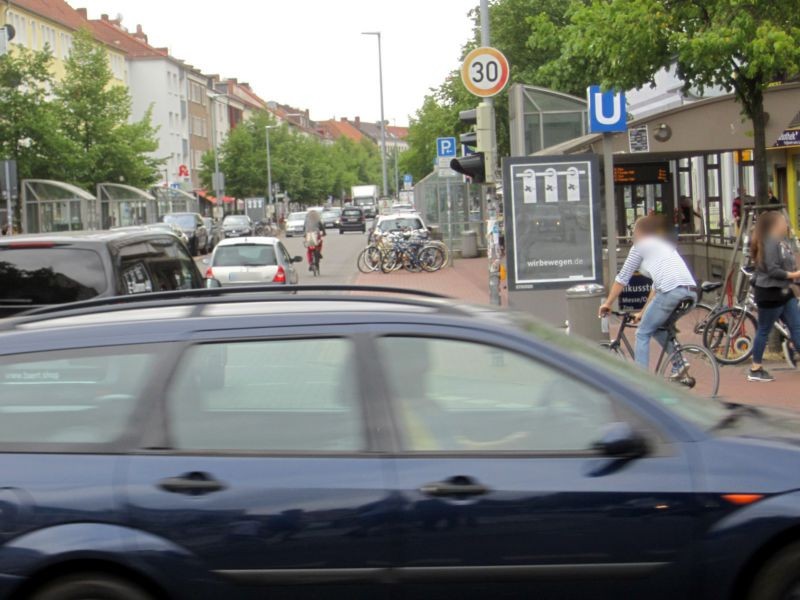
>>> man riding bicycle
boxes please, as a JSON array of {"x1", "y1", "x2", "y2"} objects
[
  {"x1": 599, "y1": 214, "x2": 697, "y2": 372},
  {"x1": 304, "y1": 210, "x2": 325, "y2": 272}
]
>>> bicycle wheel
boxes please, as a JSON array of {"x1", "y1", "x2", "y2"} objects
[
  {"x1": 702, "y1": 307, "x2": 757, "y2": 365},
  {"x1": 658, "y1": 344, "x2": 719, "y2": 397},
  {"x1": 381, "y1": 249, "x2": 400, "y2": 273},
  {"x1": 599, "y1": 342, "x2": 627, "y2": 360},
  {"x1": 675, "y1": 303, "x2": 713, "y2": 344},
  {"x1": 420, "y1": 245, "x2": 445, "y2": 272},
  {"x1": 404, "y1": 250, "x2": 423, "y2": 273},
  {"x1": 357, "y1": 247, "x2": 381, "y2": 273}
]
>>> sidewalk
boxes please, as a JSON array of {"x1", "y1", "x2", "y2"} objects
[{"x1": 355, "y1": 257, "x2": 799, "y2": 411}]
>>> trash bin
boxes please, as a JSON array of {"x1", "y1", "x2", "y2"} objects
[
  {"x1": 566, "y1": 284, "x2": 606, "y2": 342},
  {"x1": 461, "y1": 229, "x2": 478, "y2": 258},
  {"x1": 428, "y1": 225, "x2": 442, "y2": 241}
]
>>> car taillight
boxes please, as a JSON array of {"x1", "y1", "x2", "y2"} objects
[
  {"x1": 205, "y1": 266, "x2": 214, "y2": 278},
  {"x1": 273, "y1": 265, "x2": 286, "y2": 283}
]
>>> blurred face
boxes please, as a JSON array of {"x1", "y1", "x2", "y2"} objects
[{"x1": 770, "y1": 215, "x2": 789, "y2": 237}]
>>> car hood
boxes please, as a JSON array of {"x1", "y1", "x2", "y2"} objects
[{"x1": 700, "y1": 406, "x2": 800, "y2": 494}]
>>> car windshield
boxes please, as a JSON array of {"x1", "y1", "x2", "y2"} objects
[
  {"x1": 343, "y1": 209, "x2": 361, "y2": 216},
  {"x1": 288, "y1": 213, "x2": 306, "y2": 221},
  {"x1": 506, "y1": 312, "x2": 731, "y2": 430},
  {"x1": 379, "y1": 217, "x2": 424, "y2": 231},
  {"x1": 322, "y1": 209, "x2": 341, "y2": 218},
  {"x1": 354, "y1": 198, "x2": 374, "y2": 206},
  {"x1": 223, "y1": 216, "x2": 249, "y2": 226},
  {"x1": 163, "y1": 214, "x2": 195, "y2": 229},
  {"x1": 0, "y1": 248, "x2": 107, "y2": 304},
  {"x1": 213, "y1": 244, "x2": 277, "y2": 267}
]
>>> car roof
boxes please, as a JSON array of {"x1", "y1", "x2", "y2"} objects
[
  {"x1": 377, "y1": 213, "x2": 425, "y2": 221},
  {"x1": 215, "y1": 236, "x2": 280, "y2": 247},
  {"x1": 0, "y1": 228, "x2": 179, "y2": 246}
]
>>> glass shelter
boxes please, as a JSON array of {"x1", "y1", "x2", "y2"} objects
[
  {"x1": 97, "y1": 183, "x2": 157, "y2": 229},
  {"x1": 21, "y1": 180, "x2": 97, "y2": 234},
  {"x1": 153, "y1": 187, "x2": 198, "y2": 218},
  {"x1": 509, "y1": 85, "x2": 588, "y2": 156}
]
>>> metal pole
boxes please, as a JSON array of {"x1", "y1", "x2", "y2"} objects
[
  {"x1": 210, "y1": 97, "x2": 223, "y2": 216},
  {"x1": 4, "y1": 160, "x2": 11, "y2": 234},
  {"x1": 394, "y1": 141, "x2": 399, "y2": 198},
  {"x1": 479, "y1": 0, "x2": 497, "y2": 182},
  {"x1": 265, "y1": 126, "x2": 273, "y2": 208},
  {"x1": 603, "y1": 134, "x2": 618, "y2": 290},
  {"x1": 446, "y1": 177, "x2": 454, "y2": 267},
  {"x1": 376, "y1": 34, "x2": 389, "y2": 198}
]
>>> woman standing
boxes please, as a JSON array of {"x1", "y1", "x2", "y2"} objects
[{"x1": 747, "y1": 211, "x2": 800, "y2": 381}]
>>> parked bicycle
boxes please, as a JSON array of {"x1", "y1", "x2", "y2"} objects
[
  {"x1": 602, "y1": 298, "x2": 720, "y2": 397},
  {"x1": 356, "y1": 230, "x2": 447, "y2": 274}
]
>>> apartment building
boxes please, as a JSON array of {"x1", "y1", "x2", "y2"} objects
[{"x1": 187, "y1": 69, "x2": 211, "y2": 190}]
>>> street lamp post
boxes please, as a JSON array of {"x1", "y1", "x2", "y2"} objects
[
  {"x1": 362, "y1": 31, "x2": 389, "y2": 199},
  {"x1": 265, "y1": 125, "x2": 277, "y2": 210},
  {"x1": 207, "y1": 92, "x2": 225, "y2": 214}
]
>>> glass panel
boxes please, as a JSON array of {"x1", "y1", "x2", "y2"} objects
[
  {"x1": 524, "y1": 113, "x2": 541, "y2": 154},
  {"x1": 542, "y1": 112, "x2": 585, "y2": 149},
  {"x1": 0, "y1": 248, "x2": 107, "y2": 303},
  {"x1": 0, "y1": 348, "x2": 155, "y2": 444},
  {"x1": 212, "y1": 244, "x2": 277, "y2": 267},
  {"x1": 706, "y1": 169, "x2": 720, "y2": 198},
  {"x1": 379, "y1": 337, "x2": 616, "y2": 452},
  {"x1": 168, "y1": 338, "x2": 364, "y2": 452},
  {"x1": 527, "y1": 90, "x2": 586, "y2": 112}
]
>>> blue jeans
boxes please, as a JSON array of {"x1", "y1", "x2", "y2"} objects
[
  {"x1": 753, "y1": 298, "x2": 800, "y2": 364},
  {"x1": 635, "y1": 287, "x2": 697, "y2": 370}
]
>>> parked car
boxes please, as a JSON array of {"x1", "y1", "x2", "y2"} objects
[
  {"x1": 0, "y1": 228, "x2": 204, "y2": 317},
  {"x1": 141, "y1": 221, "x2": 189, "y2": 244},
  {"x1": 391, "y1": 202, "x2": 416, "y2": 213},
  {"x1": 321, "y1": 207, "x2": 342, "y2": 229},
  {"x1": 162, "y1": 212, "x2": 209, "y2": 256},
  {"x1": 284, "y1": 211, "x2": 307, "y2": 237},
  {"x1": 338, "y1": 206, "x2": 367, "y2": 234},
  {"x1": 373, "y1": 213, "x2": 427, "y2": 236},
  {"x1": 202, "y1": 217, "x2": 225, "y2": 250},
  {"x1": 220, "y1": 214, "x2": 253, "y2": 239},
  {"x1": 204, "y1": 237, "x2": 301, "y2": 286},
  {"x1": 2, "y1": 287, "x2": 800, "y2": 599}
]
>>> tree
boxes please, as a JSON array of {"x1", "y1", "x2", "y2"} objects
[
  {"x1": 54, "y1": 29, "x2": 161, "y2": 190},
  {"x1": 537, "y1": 0, "x2": 800, "y2": 204},
  {"x1": 0, "y1": 46, "x2": 71, "y2": 182}
]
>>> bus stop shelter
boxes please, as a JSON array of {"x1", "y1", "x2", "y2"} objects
[
  {"x1": 97, "y1": 183, "x2": 156, "y2": 229},
  {"x1": 153, "y1": 187, "x2": 198, "y2": 218},
  {"x1": 21, "y1": 179, "x2": 97, "y2": 234}
]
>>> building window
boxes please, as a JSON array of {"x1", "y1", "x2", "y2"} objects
[
  {"x1": 189, "y1": 82, "x2": 206, "y2": 105},
  {"x1": 59, "y1": 32, "x2": 72, "y2": 59},
  {"x1": 193, "y1": 150, "x2": 204, "y2": 169},
  {"x1": 9, "y1": 13, "x2": 27, "y2": 47},
  {"x1": 191, "y1": 116, "x2": 207, "y2": 138}
]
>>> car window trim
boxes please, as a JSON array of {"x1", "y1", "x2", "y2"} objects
[
  {"x1": 154, "y1": 329, "x2": 386, "y2": 457},
  {"x1": 363, "y1": 326, "x2": 672, "y2": 459}
]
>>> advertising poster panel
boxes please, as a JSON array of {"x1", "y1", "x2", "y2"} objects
[{"x1": 503, "y1": 155, "x2": 602, "y2": 291}]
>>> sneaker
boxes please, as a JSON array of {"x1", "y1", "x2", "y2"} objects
[
  {"x1": 747, "y1": 367, "x2": 774, "y2": 382},
  {"x1": 783, "y1": 340, "x2": 797, "y2": 369},
  {"x1": 669, "y1": 360, "x2": 690, "y2": 380}
]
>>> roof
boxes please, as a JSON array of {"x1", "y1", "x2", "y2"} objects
[
  {"x1": 386, "y1": 125, "x2": 409, "y2": 140},
  {"x1": 87, "y1": 17, "x2": 168, "y2": 59},
  {"x1": 216, "y1": 236, "x2": 280, "y2": 247},
  {"x1": 317, "y1": 119, "x2": 364, "y2": 142},
  {"x1": 12, "y1": 0, "x2": 89, "y2": 32},
  {"x1": 0, "y1": 227, "x2": 177, "y2": 245}
]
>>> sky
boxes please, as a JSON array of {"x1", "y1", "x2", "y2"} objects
[{"x1": 73, "y1": 0, "x2": 478, "y2": 126}]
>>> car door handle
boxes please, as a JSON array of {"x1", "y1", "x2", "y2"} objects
[
  {"x1": 158, "y1": 472, "x2": 226, "y2": 496},
  {"x1": 419, "y1": 476, "x2": 489, "y2": 498}
]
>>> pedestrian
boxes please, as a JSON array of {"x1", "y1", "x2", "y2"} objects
[
  {"x1": 733, "y1": 187, "x2": 744, "y2": 232},
  {"x1": 766, "y1": 187, "x2": 781, "y2": 210},
  {"x1": 599, "y1": 214, "x2": 697, "y2": 372},
  {"x1": 746, "y1": 211, "x2": 800, "y2": 382}
]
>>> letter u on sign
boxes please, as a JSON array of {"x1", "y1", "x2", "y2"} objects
[{"x1": 588, "y1": 85, "x2": 626, "y2": 133}]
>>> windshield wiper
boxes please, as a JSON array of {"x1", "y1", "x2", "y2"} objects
[{"x1": 708, "y1": 404, "x2": 764, "y2": 433}]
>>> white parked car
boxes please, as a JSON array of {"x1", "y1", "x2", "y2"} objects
[
  {"x1": 284, "y1": 211, "x2": 307, "y2": 237},
  {"x1": 374, "y1": 213, "x2": 428, "y2": 235},
  {"x1": 205, "y1": 237, "x2": 302, "y2": 287}
]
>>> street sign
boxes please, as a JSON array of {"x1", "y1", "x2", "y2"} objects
[
  {"x1": 436, "y1": 137, "x2": 457, "y2": 158},
  {"x1": 461, "y1": 46, "x2": 510, "y2": 98},
  {"x1": 502, "y1": 155, "x2": 602, "y2": 291},
  {"x1": 587, "y1": 85, "x2": 626, "y2": 133},
  {"x1": 403, "y1": 173, "x2": 413, "y2": 190}
]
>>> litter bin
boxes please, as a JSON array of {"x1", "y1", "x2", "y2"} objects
[
  {"x1": 566, "y1": 284, "x2": 606, "y2": 342},
  {"x1": 461, "y1": 229, "x2": 478, "y2": 258},
  {"x1": 428, "y1": 225, "x2": 442, "y2": 241}
]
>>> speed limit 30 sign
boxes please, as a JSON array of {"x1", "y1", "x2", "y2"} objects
[{"x1": 461, "y1": 46, "x2": 510, "y2": 98}]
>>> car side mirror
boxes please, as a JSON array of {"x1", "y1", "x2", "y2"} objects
[
  {"x1": 592, "y1": 422, "x2": 648, "y2": 459},
  {"x1": 205, "y1": 277, "x2": 222, "y2": 289},
  {"x1": 292, "y1": 256, "x2": 302, "y2": 263}
]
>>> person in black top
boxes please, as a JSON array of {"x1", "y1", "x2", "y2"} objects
[{"x1": 747, "y1": 211, "x2": 800, "y2": 381}]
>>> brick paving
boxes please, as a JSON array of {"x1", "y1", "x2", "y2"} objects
[{"x1": 357, "y1": 257, "x2": 799, "y2": 411}]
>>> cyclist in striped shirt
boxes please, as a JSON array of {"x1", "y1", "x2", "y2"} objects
[{"x1": 599, "y1": 215, "x2": 697, "y2": 371}]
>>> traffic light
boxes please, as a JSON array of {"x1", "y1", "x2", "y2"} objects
[
  {"x1": 449, "y1": 103, "x2": 495, "y2": 183},
  {"x1": 0, "y1": 25, "x2": 15, "y2": 56}
]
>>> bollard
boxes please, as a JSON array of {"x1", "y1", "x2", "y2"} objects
[{"x1": 489, "y1": 259, "x2": 501, "y2": 306}]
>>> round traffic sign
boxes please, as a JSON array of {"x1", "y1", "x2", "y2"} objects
[{"x1": 461, "y1": 46, "x2": 510, "y2": 98}]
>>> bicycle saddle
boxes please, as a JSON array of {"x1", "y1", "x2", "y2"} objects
[{"x1": 700, "y1": 281, "x2": 722, "y2": 293}]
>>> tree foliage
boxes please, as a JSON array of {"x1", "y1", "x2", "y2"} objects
[
  {"x1": 536, "y1": 0, "x2": 800, "y2": 203},
  {"x1": 200, "y1": 112, "x2": 383, "y2": 203}
]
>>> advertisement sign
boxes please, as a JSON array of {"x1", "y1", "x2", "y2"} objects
[
  {"x1": 502, "y1": 155, "x2": 602, "y2": 291},
  {"x1": 619, "y1": 273, "x2": 652, "y2": 310}
]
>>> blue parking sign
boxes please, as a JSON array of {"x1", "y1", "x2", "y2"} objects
[
  {"x1": 587, "y1": 85, "x2": 626, "y2": 133},
  {"x1": 436, "y1": 137, "x2": 457, "y2": 158}
]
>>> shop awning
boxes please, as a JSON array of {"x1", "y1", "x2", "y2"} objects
[
  {"x1": 198, "y1": 190, "x2": 236, "y2": 204},
  {"x1": 770, "y1": 110, "x2": 800, "y2": 148}
]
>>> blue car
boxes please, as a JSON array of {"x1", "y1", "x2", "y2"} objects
[{"x1": 1, "y1": 286, "x2": 800, "y2": 600}]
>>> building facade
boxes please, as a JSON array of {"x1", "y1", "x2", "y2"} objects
[{"x1": 187, "y1": 69, "x2": 211, "y2": 190}]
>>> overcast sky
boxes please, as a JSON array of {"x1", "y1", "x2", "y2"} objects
[{"x1": 73, "y1": 0, "x2": 477, "y2": 126}]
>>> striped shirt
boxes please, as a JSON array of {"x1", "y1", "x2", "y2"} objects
[{"x1": 616, "y1": 236, "x2": 695, "y2": 293}]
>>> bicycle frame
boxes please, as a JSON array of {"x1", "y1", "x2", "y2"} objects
[{"x1": 607, "y1": 312, "x2": 682, "y2": 373}]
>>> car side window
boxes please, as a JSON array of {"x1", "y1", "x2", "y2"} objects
[
  {"x1": 167, "y1": 338, "x2": 364, "y2": 452},
  {"x1": 377, "y1": 337, "x2": 617, "y2": 453},
  {"x1": 279, "y1": 244, "x2": 292, "y2": 264},
  {"x1": 0, "y1": 347, "x2": 158, "y2": 447}
]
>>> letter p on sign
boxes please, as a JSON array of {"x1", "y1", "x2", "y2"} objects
[{"x1": 588, "y1": 86, "x2": 626, "y2": 133}]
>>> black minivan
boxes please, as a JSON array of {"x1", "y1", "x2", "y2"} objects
[{"x1": 0, "y1": 228, "x2": 204, "y2": 317}]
